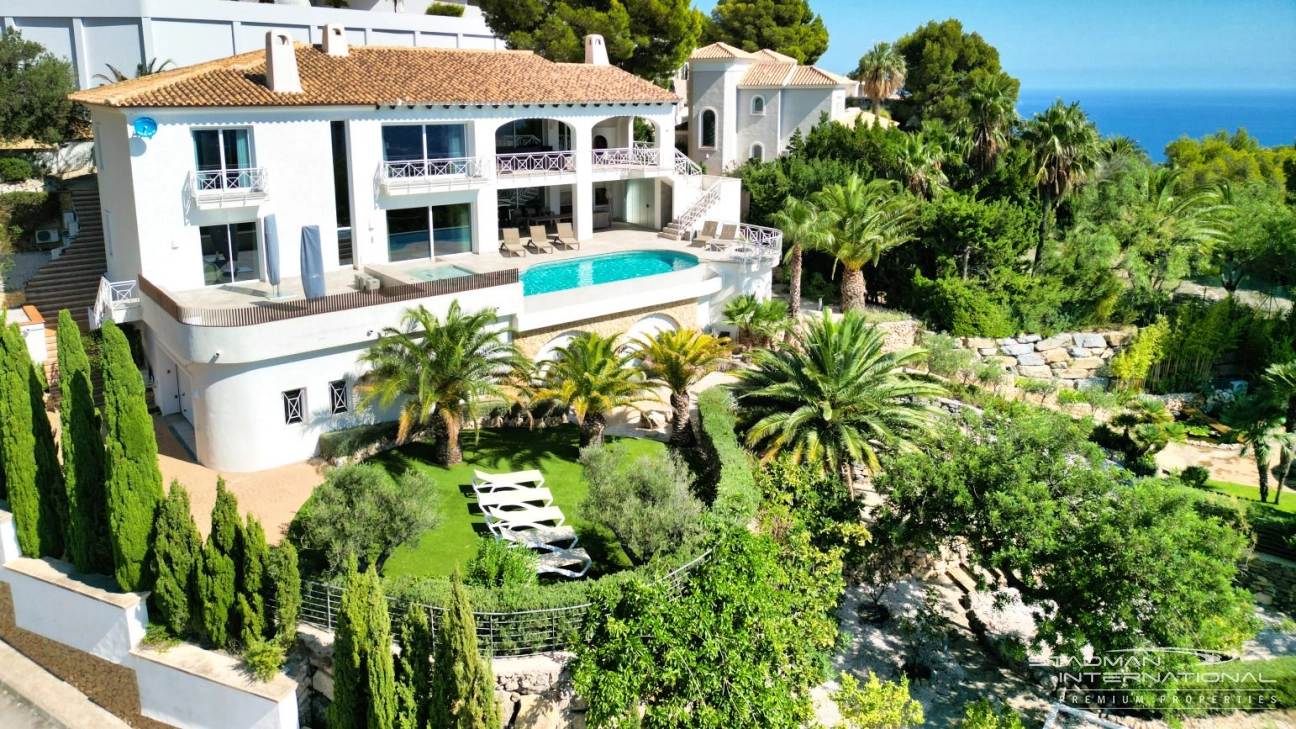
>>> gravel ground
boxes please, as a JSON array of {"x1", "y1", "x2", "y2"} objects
[{"x1": 2, "y1": 251, "x2": 52, "y2": 293}]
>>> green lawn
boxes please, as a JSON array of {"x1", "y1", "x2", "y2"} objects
[
  {"x1": 1207, "y1": 479, "x2": 1296, "y2": 514},
  {"x1": 369, "y1": 425, "x2": 665, "y2": 579}
]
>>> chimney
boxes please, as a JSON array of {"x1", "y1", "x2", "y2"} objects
[
  {"x1": 323, "y1": 24, "x2": 348, "y2": 57},
  {"x1": 584, "y1": 35, "x2": 609, "y2": 66},
  {"x1": 265, "y1": 31, "x2": 302, "y2": 93}
]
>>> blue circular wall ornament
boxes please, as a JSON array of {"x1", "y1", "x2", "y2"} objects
[{"x1": 132, "y1": 117, "x2": 158, "y2": 139}]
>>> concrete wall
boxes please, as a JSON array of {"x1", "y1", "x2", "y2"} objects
[{"x1": 1, "y1": 0, "x2": 500, "y2": 90}]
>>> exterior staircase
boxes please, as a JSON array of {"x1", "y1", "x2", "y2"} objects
[
  {"x1": 23, "y1": 185, "x2": 108, "y2": 390},
  {"x1": 658, "y1": 177, "x2": 722, "y2": 241}
]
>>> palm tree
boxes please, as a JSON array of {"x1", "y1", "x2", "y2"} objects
[
  {"x1": 1019, "y1": 100, "x2": 1101, "y2": 270},
  {"x1": 722, "y1": 294, "x2": 761, "y2": 348},
  {"x1": 1223, "y1": 393, "x2": 1285, "y2": 503},
  {"x1": 961, "y1": 73, "x2": 1018, "y2": 173},
  {"x1": 92, "y1": 64, "x2": 129, "y2": 84},
  {"x1": 1264, "y1": 361, "x2": 1296, "y2": 501},
  {"x1": 893, "y1": 132, "x2": 948, "y2": 199},
  {"x1": 730, "y1": 310, "x2": 943, "y2": 489},
  {"x1": 532, "y1": 332, "x2": 653, "y2": 447},
  {"x1": 1137, "y1": 168, "x2": 1231, "y2": 291},
  {"x1": 851, "y1": 42, "x2": 906, "y2": 116},
  {"x1": 631, "y1": 329, "x2": 732, "y2": 446},
  {"x1": 812, "y1": 175, "x2": 919, "y2": 312},
  {"x1": 768, "y1": 196, "x2": 828, "y2": 321},
  {"x1": 1112, "y1": 396, "x2": 1186, "y2": 458},
  {"x1": 92, "y1": 58, "x2": 174, "y2": 84},
  {"x1": 356, "y1": 302, "x2": 529, "y2": 465}
]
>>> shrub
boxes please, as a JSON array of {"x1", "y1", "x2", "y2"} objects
[
  {"x1": 58, "y1": 310, "x2": 110, "y2": 574},
  {"x1": 296, "y1": 463, "x2": 442, "y2": 575},
  {"x1": 1180, "y1": 466, "x2": 1211, "y2": 490},
  {"x1": 579, "y1": 442, "x2": 705, "y2": 564},
  {"x1": 465, "y1": 537, "x2": 537, "y2": 589},
  {"x1": 268, "y1": 541, "x2": 302, "y2": 645},
  {"x1": 329, "y1": 561, "x2": 397, "y2": 729},
  {"x1": 1160, "y1": 656, "x2": 1296, "y2": 711},
  {"x1": 960, "y1": 699, "x2": 1024, "y2": 729},
  {"x1": 241, "y1": 638, "x2": 286, "y2": 682},
  {"x1": 0, "y1": 323, "x2": 42, "y2": 555},
  {"x1": 395, "y1": 603, "x2": 434, "y2": 729},
  {"x1": 834, "y1": 671, "x2": 923, "y2": 729},
  {"x1": 695, "y1": 388, "x2": 759, "y2": 527},
  {"x1": 1108, "y1": 319, "x2": 1168, "y2": 391},
  {"x1": 426, "y1": 1, "x2": 465, "y2": 15},
  {"x1": 0, "y1": 157, "x2": 33, "y2": 183},
  {"x1": 317, "y1": 421, "x2": 399, "y2": 461},
  {"x1": 912, "y1": 273, "x2": 1016, "y2": 338},
  {"x1": 0, "y1": 191, "x2": 58, "y2": 249},
  {"x1": 238, "y1": 515, "x2": 270, "y2": 642},
  {"x1": 199, "y1": 542, "x2": 236, "y2": 647},
  {"x1": 430, "y1": 570, "x2": 499, "y2": 729},
  {"x1": 150, "y1": 482, "x2": 204, "y2": 636},
  {"x1": 921, "y1": 331, "x2": 974, "y2": 380}
]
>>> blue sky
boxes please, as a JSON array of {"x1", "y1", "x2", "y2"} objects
[{"x1": 692, "y1": 0, "x2": 1296, "y2": 91}]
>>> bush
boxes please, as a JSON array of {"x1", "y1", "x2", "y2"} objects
[
  {"x1": 0, "y1": 157, "x2": 33, "y2": 183},
  {"x1": 242, "y1": 638, "x2": 286, "y2": 682},
  {"x1": 960, "y1": 699, "x2": 1024, "y2": 729},
  {"x1": 912, "y1": 273, "x2": 1016, "y2": 338},
  {"x1": 579, "y1": 443, "x2": 704, "y2": 564},
  {"x1": 1180, "y1": 466, "x2": 1211, "y2": 490},
  {"x1": 426, "y1": 1, "x2": 465, "y2": 15},
  {"x1": 465, "y1": 537, "x2": 536, "y2": 590},
  {"x1": 318, "y1": 422, "x2": 399, "y2": 461},
  {"x1": 695, "y1": 388, "x2": 759, "y2": 527},
  {"x1": 296, "y1": 463, "x2": 442, "y2": 575},
  {"x1": 1160, "y1": 656, "x2": 1296, "y2": 711},
  {"x1": 920, "y1": 332, "x2": 974, "y2": 380},
  {"x1": 0, "y1": 191, "x2": 57, "y2": 249}
]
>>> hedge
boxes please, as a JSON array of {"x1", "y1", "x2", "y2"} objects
[
  {"x1": 1164, "y1": 656, "x2": 1296, "y2": 711},
  {"x1": 426, "y1": 2, "x2": 465, "y2": 16},
  {"x1": 0, "y1": 192, "x2": 59, "y2": 249},
  {"x1": 695, "y1": 388, "x2": 759, "y2": 528}
]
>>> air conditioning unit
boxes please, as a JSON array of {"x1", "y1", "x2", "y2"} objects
[
  {"x1": 35, "y1": 229, "x2": 61, "y2": 247},
  {"x1": 355, "y1": 273, "x2": 381, "y2": 292}
]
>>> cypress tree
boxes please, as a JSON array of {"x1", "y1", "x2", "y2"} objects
[
  {"x1": 199, "y1": 540, "x2": 236, "y2": 647},
  {"x1": 101, "y1": 320, "x2": 163, "y2": 591},
  {"x1": 57, "y1": 310, "x2": 110, "y2": 574},
  {"x1": 395, "y1": 603, "x2": 433, "y2": 729},
  {"x1": 150, "y1": 481, "x2": 203, "y2": 636},
  {"x1": 268, "y1": 541, "x2": 301, "y2": 645},
  {"x1": 328, "y1": 560, "x2": 396, "y2": 729},
  {"x1": 238, "y1": 515, "x2": 269, "y2": 643},
  {"x1": 26, "y1": 333, "x2": 66, "y2": 559},
  {"x1": 431, "y1": 569, "x2": 500, "y2": 729},
  {"x1": 0, "y1": 322, "x2": 42, "y2": 557}
]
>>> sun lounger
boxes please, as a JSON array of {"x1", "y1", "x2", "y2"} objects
[
  {"x1": 536, "y1": 547, "x2": 592, "y2": 578},
  {"x1": 482, "y1": 504, "x2": 566, "y2": 532},
  {"x1": 690, "y1": 220, "x2": 718, "y2": 248},
  {"x1": 499, "y1": 228, "x2": 528, "y2": 257},
  {"x1": 706, "y1": 223, "x2": 739, "y2": 251},
  {"x1": 472, "y1": 469, "x2": 545, "y2": 490},
  {"x1": 553, "y1": 222, "x2": 581, "y2": 251},
  {"x1": 498, "y1": 523, "x2": 579, "y2": 550},
  {"x1": 527, "y1": 225, "x2": 555, "y2": 253},
  {"x1": 476, "y1": 487, "x2": 554, "y2": 510}
]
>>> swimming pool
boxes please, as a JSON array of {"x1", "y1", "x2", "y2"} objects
[
  {"x1": 407, "y1": 264, "x2": 476, "y2": 282},
  {"x1": 520, "y1": 250, "x2": 699, "y2": 296}
]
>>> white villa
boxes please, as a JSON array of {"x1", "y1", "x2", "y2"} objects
[
  {"x1": 70, "y1": 29, "x2": 778, "y2": 473},
  {"x1": 681, "y1": 42, "x2": 895, "y2": 172}
]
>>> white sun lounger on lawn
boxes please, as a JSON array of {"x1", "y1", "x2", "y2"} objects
[
  {"x1": 537, "y1": 547, "x2": 592, "y2": 578},
  {"x1": 482, "y1": 504, "x2": 566, "y2": 533},
  {"x1": 498, "y1": 523, "x2": 579, "y2": 550},
  {"x1": 472, "y1": 469, "x2": 545, "y2": 491},
  {"x1": 476, "y1": 487, "x2": 554, "y2": 510}
]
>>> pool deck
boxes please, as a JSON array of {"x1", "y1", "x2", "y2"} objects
[{"x1": 163, "y1": 225, "x2": 726, "y2": 310}]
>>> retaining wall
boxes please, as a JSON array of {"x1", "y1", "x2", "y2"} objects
[
  {"x1": 1240, "y1": 553, "x2": 1296, "y2": 615},
  {"x1": 955, "y1": 329, "x2": 1136, "y2": 389}
]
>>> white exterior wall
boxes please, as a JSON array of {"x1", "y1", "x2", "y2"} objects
[
  {"x1": 736, "y1": 88, "x2": 782, "y2": 164},
  {"x1": 0, "y1": 508, "x2": 20, "y2": 564},
  {"x1": 688, "y1": 60, "x2": 748, "y2": 173},
  {"x1": 779, "y1": 88, "x2": 839, "y2": 150},
  {"x1": 2, "y1": 0, "x2": 500, "y2": 90},
  {"x1": 133, "y1": 645, "x2": 299, "y2": 729}
]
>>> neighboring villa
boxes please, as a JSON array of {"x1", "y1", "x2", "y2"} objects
[
  {"x1": 680, "y1": 42, "x2": 895, "y2": 172},
  {"x1": 2, "y1": 0, "x2": 501, "y2": 90},
  {"x1": 69, "y1": 29, "x2": 778, "y2": 473}
]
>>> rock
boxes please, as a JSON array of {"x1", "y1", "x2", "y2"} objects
[
  {"x1": 1042, "y1": 348, "x2": 1070, "y2": 364},
  {"x1": 1078, "y1": 377, "x2": 1110, "y2": 390},
  {"x1": 1256, "y1": 593, "x2": 1275, "y2": 606},
  {"x1": 1104, "y1": 330, "x2": 1132, "y2": 346},
  {"x1": 1058, "y1": 369, "x2": 1090, "y2": 379},
  {"x1": 1018, "y1": 365, "x2": 1053, "y2": 378},
  {"x1": 966, "y1": 337, "x2": 996, "y2": 349},
  {"x1": 497, "y1": 691, "x2": 517, "y2": 728},
  {"x1": 996, "y1": 337, "x2": 1017, "y2": 346},
  {"x1": 1017, "y1": 334, "x2": 1041, "y2": 344},
  {"x1": 1016, "y1": 353, "x2": 1046, "y2": 366},
  {"x1": 1073, "y1": 333, "x2": 1107, "y2": 349},
  {"x1": 1099, "y1": 348, "x2": 1116, "y2": 359},
  {"x1": 1000, "y1": 343, "x2": 1034, "y2": 356},
  {"x1": 514, "y1": 696, "x2": 551, "y2": 729},
  {"x1": 312, "y1": 669, "x2": 335, "y2": 701},
  {"x1": 1071, "y1": 357, "x2": 1105, "y2": 370},
  {"x1": 990, "y1": 356, "x2": 1017, "y2": 369},
  {"x1": 978, "y1": 348, "x2": 998, "y2": 356},
  {"x1": 1035, "y1": 334, "x2": 1070, "y2": 351},
  {"x1": 1068, "y1": 346, "x2": 1091, "y2": 358}
]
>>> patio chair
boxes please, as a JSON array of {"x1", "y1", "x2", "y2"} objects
[
  {"x1": 689, "y1": 220, "x2": 719, "y2": 248},
  {"x1": 527, "y1": 225, "x2": 555, "y2": 254},
  {"x1": 499, "y1": 228, "x2": 528, "y2": 257},
  {"x1": 552, "y1": 222, "x2": 581, "y2": 251},
  {"x1": 472, "y1": 468, "x2": 545, "y2": 491},
  {"x1": 476, "y1": 486, "x2": 554, "y2": 511},
  {"x1": 497, "y1": 522, "x2": 579, "y2": 550},
  {"x1": 482, "y1": 505, "x2": 567, "y2": 537},
  {"x1": 706, "y1": 223, "x2": 739, "y2": 251},
  {"x1": 536, "y1": 546, "x2": 592, "y2": 578}
]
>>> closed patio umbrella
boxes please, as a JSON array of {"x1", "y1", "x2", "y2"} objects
[
  {"x1": 264, "y1": 214, "x2": 282, "y2": 298},
  {"x1": 300, "y1": 225, "x2": 326, "y2": 300}
]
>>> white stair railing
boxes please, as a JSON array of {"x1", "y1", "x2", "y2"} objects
[
  {"x1": 91, "y1": 276, "x2": 141, "y2": 329},
  {"x1": 674, "y1": 150, "x2": 703, "y2": 176}
]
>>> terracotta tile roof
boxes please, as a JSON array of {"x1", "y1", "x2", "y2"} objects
[
  {"x1": 785, "y1": 66, "x2": 854, "y2": 87},
  {"x1": 689, "y1": 42, "x2": 757, "y2": 60},
  {"x1": 69, "y1": 45, "x2": 680, "y2": 108},
  {"x1": 739, "y1": 63, "x2": 795, "y2": 87},
  {"x1": 754, "y1": 49, "x2": 798, "y2": 63}
]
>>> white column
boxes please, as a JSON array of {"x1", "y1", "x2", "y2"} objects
[{"x1": 572, "y1": 119, "x2": 594, "y2": 241}]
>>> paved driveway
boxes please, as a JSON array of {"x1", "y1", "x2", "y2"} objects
[{"x1": 0, "y1": 688, "x2": 57, "y2": 729}]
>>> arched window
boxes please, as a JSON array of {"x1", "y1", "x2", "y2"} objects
[
  {"x1": 699, "y1": 109, "x2": 717, "y2": 148},
  {"x1": 593, "y1": 134, "x2": 608, "y2": 150},
  {"x1": 750, "y1": 95, "x2": 765, "y2": 115},
  {"x1": 749, "y1": 143, "x2": 764, "y2": 162}
]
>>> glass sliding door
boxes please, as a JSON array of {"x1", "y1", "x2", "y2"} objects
[
  {"x1": 192, "y1": 128, "x2": 252, "y2": 190},
  {"x1": 199, "y1": 221, "x2": 259, "y2": 285},
  {"x1": 387, "y1": 207, "x2": 431, "y2": 262},
  {"x1": 382, "y1": 124, "x2": 469, "y2": 178},
  {"x1": 432, "y1": 203, "x2": 473, "y2": 257},
  {"x1": 425, "y1": 125, "x2": 466, "y2": 159}
]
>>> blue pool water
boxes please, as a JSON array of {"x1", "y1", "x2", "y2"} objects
[
  {"x1": 520, "y1": 250, "x2": 699, "y2": 296},
  {"x1": 408, "y1": 265, "x2": 475, "y2": 282}
]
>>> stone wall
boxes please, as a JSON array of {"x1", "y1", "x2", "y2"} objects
[
  {"x1": 957, "y1": 329, "x2": 1136, "y2": 389},
  {"x1": 1239, "y1": 553, "x2": 1296, "y2": 616},
  {"x1": 514, "y1": 300, "x2": 698, "y2": 360},
  {"x1": 874, "y1": 319, "x2": 918, "y2": 353}
]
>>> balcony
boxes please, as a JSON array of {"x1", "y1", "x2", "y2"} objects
[
  {"x1": 378, "y1": 157, "x2": 487, "y2": 195},
  {"x1": 495, "y1": 151, "x2": 576, "y2": 181},
  {"x1": 590, "y1": 145, "x2": 669, "y2": 178},
  {"x1": 185, "y1": 168, "x2": 269, "y2": 210}
]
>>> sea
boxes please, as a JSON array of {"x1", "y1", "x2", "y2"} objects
[{"x1": 1016, "y1": 88, "x2": 1296, "y2": 161}]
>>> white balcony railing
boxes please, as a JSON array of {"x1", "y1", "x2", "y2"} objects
[
  {"x1": 592, "y1": 145, "x2": 662, "y2": 169},
  {"x1": 379, "y1": 157, "x2": 485, "y2": 193},
  {"x1": 496, "y1": 133, "x2": 543, "y2": 148},
  {"x1": 721, "y1": 222, "x2": 784, "y2": 263},
  {"x1": 90, "y1": 276, "x2": 141, "y2": 329},
  {"x1": 185, "y1": 167, "x2": 268, "y2": 209},
  {"x1": 495, "y1": 151, "x2": 576, "y2": 176}
]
